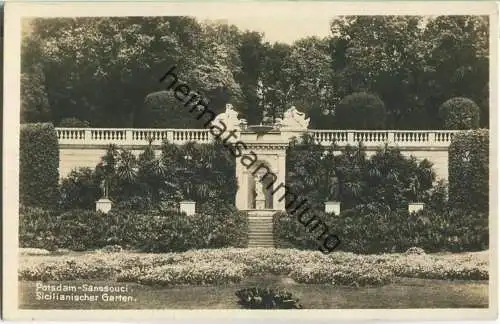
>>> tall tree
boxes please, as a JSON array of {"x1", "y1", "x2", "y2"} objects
[
  {"x1": 236, "y1": 31, "x2": 265, "y2": 124},
  {"x1": 331, "y1": 16, "x2": 427, "y2": 128},
  {"x1": 282, "y1": 37, "x2": 338, "y2": 128},
  {"x1": 422, "y1": 16, "x2": 489, "y2": 128}
]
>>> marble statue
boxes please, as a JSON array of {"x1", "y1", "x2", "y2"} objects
[
  {"x1": 254, "y1": 175, "x2": 266, "y2": 209},
  {"x1": 279, "y1": 106, "x2": 310, "y2": 130},
  {"x1": 100, "y1": 178, "x2": 109, "y2": 199}
]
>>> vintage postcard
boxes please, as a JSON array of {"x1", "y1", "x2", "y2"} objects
[{"x1": 3, "y1": 1, "x2": 498, "y2": 321}]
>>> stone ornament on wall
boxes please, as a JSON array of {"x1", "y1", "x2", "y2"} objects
[
  {"x1": 277, "y1": 106, "x2": 310, "y2": 130},
  {"x1": 212, "y1": 104, "x2": 246, "y2": 132}
]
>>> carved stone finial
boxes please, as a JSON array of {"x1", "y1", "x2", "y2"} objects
[
  {"x1": 279, "y1": 106, "x2": 310, "y2": 130},
  {"x1": 212, "y1": 103, "x2": 244, "y2": 132}
]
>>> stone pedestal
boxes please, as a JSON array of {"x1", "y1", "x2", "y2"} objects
[
  {"x1": 408, "y1": 202, "x2": 424, "y2": 213},
  {"x1": 96, "y1": 198, "x2": 112, "y2": 214},
  {"x1": 180, "y1": 201, "x2": 196, "y2": 215},
  {"x1": 325, "y1": 201, "x2": 341, "y2": 215},
  {"x1": 255, "y1": 199, "x2": 266, "y2": 210}
]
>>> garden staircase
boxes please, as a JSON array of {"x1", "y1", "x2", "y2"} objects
[{"x1": 248, "y1": 213, "x2": 275, "y2": 248}]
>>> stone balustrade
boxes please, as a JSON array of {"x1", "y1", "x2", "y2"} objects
[
  {"x1": 56, "y1": 128, "x2": 213, "y2": 146},
  {"x1": 309, "y1": 130, "x2": 457, "y2": 147},
  {"x1": 56, "y1": 128, "x2": 458, "y2": 148}
]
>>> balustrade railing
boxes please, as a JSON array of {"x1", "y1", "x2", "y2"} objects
[
  {"x1": 56, "y1": 128, "x2": 458, "y2": 147},
  {"x1": 310, "y1": 130, "x2": 457, "y2": 147}
]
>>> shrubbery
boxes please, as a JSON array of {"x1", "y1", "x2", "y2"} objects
[
  {"x1": 448, "y1": 129, "x2": 489, "y2": 213},
  {"x1": 439, "y1": 97, "x2": 480, "y2": 130},
  {"x1": 20, "y1": 123, "x2": 60, "y2": 209},
  {"x1": 19, "y1": 203, "x2": 248, "y2": 252},
  {"x1": 235, "y1": 288, "x2": 303, "y2": 309},
  {"x1": 60, "y1": 140, "x2": 237, "y2": 211},
  {"x1": 274, "y1": 205, "x2": 488, "y2": 254},
  {"x1": 286, "y1": 137, "x2": 436, "y2": 211},
  {"x1": 59, "y1": 168, "x2": 101, "y2": 210},
  {"x1": 335, "y1": 92, "x2": 387, "y2": 129}
]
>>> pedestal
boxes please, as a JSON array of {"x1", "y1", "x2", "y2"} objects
[
  {"x1": 255, "y1": 199, "x2": 266, "y2": 210},
  {"x1": 325, "y1": 201, "x2": 341, "y2": 215},
  {"x1": 408, "y1": 202, "x2": 424, "y2": 213},
  {"x1": 96, "y1": 198, "x2": 112, "y2": 214},
  {"x1": 180, "y1": 201, "x2": 196, "y2": 215}
]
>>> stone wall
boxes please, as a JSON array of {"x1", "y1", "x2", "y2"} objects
[{"x1": 59, "y1": 146, "x2": 449, "y2": 181}]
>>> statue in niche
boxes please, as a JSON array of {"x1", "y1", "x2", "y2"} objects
[
  {"x1": 279, "y1": 106, "x2": 310, "y2": 130},
  {"x1": 253, "y1": 174, "x2": 266, "y2": 209}
]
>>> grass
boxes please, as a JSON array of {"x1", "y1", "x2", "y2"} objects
[
  {"x1": 20, "y1": 275, "x2": 488, "y2": 309},
  {"x1": 18, "y1": 248, "x2": 489, "y2": 309}
]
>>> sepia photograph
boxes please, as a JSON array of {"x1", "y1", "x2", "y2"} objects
[{"x1": 3, "y1": 1, "x2": 498, "y2": 321}]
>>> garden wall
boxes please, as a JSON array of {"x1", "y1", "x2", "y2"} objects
[{"x1": 59, "y1": 146, "x2": 449, "y2": 180}]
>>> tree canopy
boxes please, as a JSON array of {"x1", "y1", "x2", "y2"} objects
[{"x1": 22, "y1": 15, "x2": 489, "y2": 129}]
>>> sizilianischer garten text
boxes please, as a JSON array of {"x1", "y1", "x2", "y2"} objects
[{"x1": 158, "y1": 65, "x2": 341, "y2": 254}]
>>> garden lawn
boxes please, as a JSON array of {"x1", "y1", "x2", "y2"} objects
[{"x1": 19, "y1": 248, "x2": 489, "y2": 309}]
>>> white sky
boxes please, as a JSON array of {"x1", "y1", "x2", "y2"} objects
[{"x1": 215, "y1": 17, "x2": 334, "y2": 44}]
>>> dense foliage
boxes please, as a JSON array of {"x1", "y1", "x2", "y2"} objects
[
  {"x1": 286, "y1": 135, "x2": 435, "y2": 211},
  {"x1": 448, "y1": 129, "x2": 489, "y2": 213},
  {"x1": 19, "y1": 203, "x2": 248, "y2": 252},
  {"x1": 59, "y1": 139, "x2": 237, "y2": 210},
  {"x1": 334, "y1": 92, "x2": 386, "y2": 129},
  {"x1": 273, "y1": 205, "x2": 488, "y2": 254},
  {"x1": 439, "y1": 97, "x2": 481, "y2": 129},
  {"x1": 20, "y1": 123, "x2": 60, "y2": 209},
  {"x1": 58, "y1": 117, "x2": 90, "y2": 128},
  {"x1": 22, "y1": 16, "x2": 488, "y2": 129}
]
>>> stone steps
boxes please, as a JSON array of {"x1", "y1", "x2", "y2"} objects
[{"x1": 247, "y1": 214, "x2": 274, "y2": 248}]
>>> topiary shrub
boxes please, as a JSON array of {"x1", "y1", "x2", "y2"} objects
[
  {"x1": 448, "y1": 129, "x2": 489, "y2": 213},
  {"x1": 335, "y1": 92, "x2": 386, "y2": 129},
  {"x1": 439, "y1": 97, "x2": 480, "y2": 130},
  {"x1": 20, "y1": 123, "x2": 60, "y2": 209}
]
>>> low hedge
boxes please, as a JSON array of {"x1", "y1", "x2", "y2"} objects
[
  {"x1": 19, "y1": 248, "x2": 489, "y2": 285},
  {"x1": 273, "y1": 205, "x2": 488, "y2": 254},
  {"x1": 19, "y1": 203, "x2": 248, "y2": 252}
]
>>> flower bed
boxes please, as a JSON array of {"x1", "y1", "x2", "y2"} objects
[{"x1": 18, "y1": 248, "x2": 489, "y2": 286}]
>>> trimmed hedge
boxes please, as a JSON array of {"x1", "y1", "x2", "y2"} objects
[
  {"x1": 448, "y1": 129, "x2": 489, "y2": 213},
  {"x1": 439, "y1": 97, "x2": 480, "y2": 130},
  {"x1": 274, "y1": 205, "x2": 488, "y2": 254},
  {"x1": 20, "y1": 123, "x2": 60, "y2": 209},
  {"x1": 335, "y1": 92, "x2": 386, "y2": 129},
  {"x1": 19, "y1": 203, "x2": 248, "y2": 252}
]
